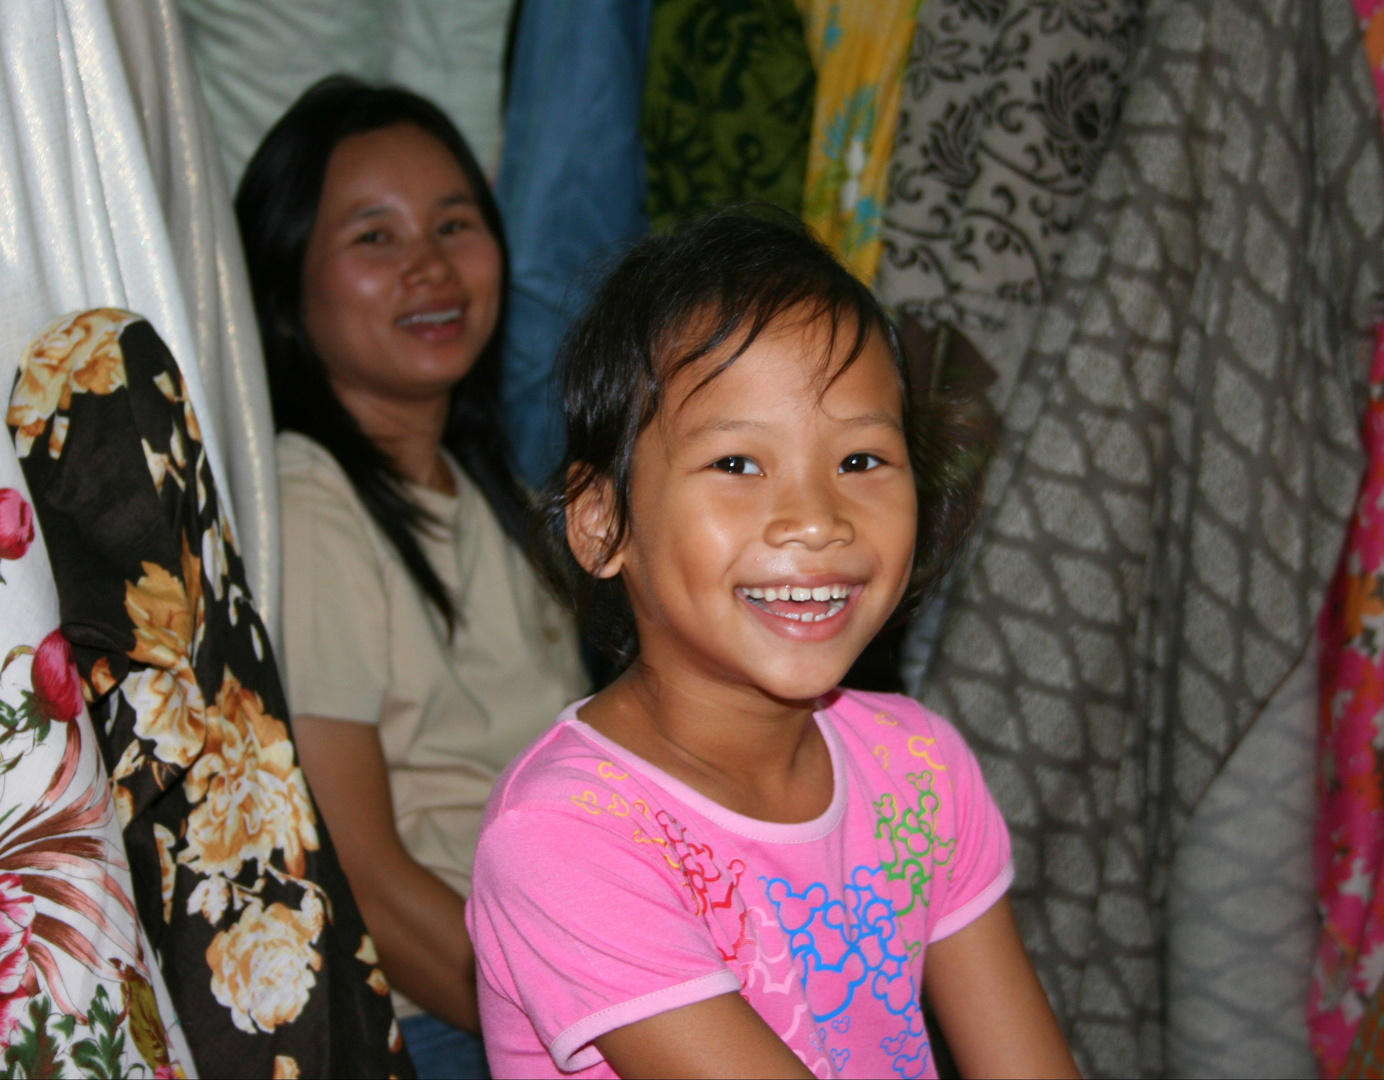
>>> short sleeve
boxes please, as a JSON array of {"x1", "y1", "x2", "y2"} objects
[
  {"x1": 927, "y1": 717, "x2": 1014, "y2": 942},
  {"x1": 468, "y1": 807, "x2": 741, "y2": 1072},
  {"x1": 278, "y1": 447, "x2": 390, "y2": 724}
]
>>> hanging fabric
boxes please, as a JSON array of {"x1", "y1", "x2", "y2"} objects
[
  {"x1": 1312, "y1": 1, "x2": 1384, "y2": 1054},
  {"x1": 10, "y1": 310, "x2": 412, "y2": 1078},
  {"x1": 497, "y1": 0, "x2": 654, "y2": 487},
  {"x1": 797, "y1": 0, "x2": 921, "y2": 284},
  {"x1": 0, "y1": 384, "x2": 191, "y2": 1079},
  {"x1": 912, "y1": 0, "x2": 1384, "y2": 1073},
  {"x1": 0, "y1": 0, "x2": 280, "y2": 657},
  {"x1": 642, "y1": 0, "x2": 815, "y2": 233},
  {"x1": 875, "y1": 0, "x2": 1141, "y2": 408},
  {"x1": 1315, "y1": 335, "x2": 1384, "y2": 1073},
  {"x1": 177, "y1": 0, "x2": 517, "y2": 187}
]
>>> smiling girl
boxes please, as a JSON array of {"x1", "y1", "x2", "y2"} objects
[{"x1": 466, "y1": 211, "x2": 1078, "y2": 1079}]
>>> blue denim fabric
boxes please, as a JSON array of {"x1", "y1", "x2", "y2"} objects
[
  {"x1": 398, "y1": 1012, "x2": 490, "y2": 1080},
  {"x1": 496, "y1": 0, "x2": 653, "y2": 487}
]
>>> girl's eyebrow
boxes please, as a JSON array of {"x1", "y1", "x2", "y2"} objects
[
  {"x1": 838, "y1": 411, "x2": 904, "y2": 432},
  {"x1": 683, "y1": 412, "x2": 902, "y2": 440},
  {"x1": 682, "y1": 417, "x2": 770, "y2": 440}
]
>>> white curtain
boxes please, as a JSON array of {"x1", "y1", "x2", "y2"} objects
[
  {"x1": 0, "y1": 0, "x2": 279, "y2": 648},
  {"x1": 177, "y1": 0, "x2": 516, "y2": 189}
]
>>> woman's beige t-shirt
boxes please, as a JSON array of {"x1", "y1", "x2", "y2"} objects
[{"x1": 277, "y1": 430, "x2": 587, "y2": 931}]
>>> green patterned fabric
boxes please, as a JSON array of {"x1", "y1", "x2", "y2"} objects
[{"x1": 641, "y1": 0, "x2": 814, "y2": 233}]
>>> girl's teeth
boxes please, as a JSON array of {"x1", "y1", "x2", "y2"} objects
[
  {"x1": 790, "y1": 587, "x2": 811, "y2": 601},
  {"x1": 740, "y1": 592, "x2": 850, "y2": 622},
  {"x1": 811, "y1": 586, "x2": 831, "y2": 601}
]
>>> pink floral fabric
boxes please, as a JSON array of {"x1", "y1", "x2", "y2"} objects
[{"x1": 1312, "y1": 11, "x2": 1384, "y2": 1067}]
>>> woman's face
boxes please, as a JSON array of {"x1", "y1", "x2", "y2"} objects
[{"x1": 300, "y1": 122, "x2": 502, "y2": 408}]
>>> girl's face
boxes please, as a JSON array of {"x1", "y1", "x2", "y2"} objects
[
  {"x1": 300, "y1": 122, "x2": 502, "y2": 407},
  {"x1": 587, "y1": 311, "x2": 918, "y2": 702}
]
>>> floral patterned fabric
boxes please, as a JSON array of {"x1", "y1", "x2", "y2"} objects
[
  {"x1": 1313, "y1": 3, "x2": 1384, "y2": 1065},
  {"x1": 7, "y1": 310, "x2": 412, "y2": 1078},
  {"x1": 642, "y1": 0, "x2": 816, "y2": 234},
  {"x1": 798, "y1": 0, "x2": 923, "y2": 284},
  {"x1": 0, "y1": 429, "x2": 187, "y2": 1077},
  {"x1": 876, "y1": 0, "x2": 1140, "y2": 393}
]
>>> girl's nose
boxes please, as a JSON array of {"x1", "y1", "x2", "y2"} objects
[{"x1": 765, "y1": 484, "x2": 854, "y2": 549}]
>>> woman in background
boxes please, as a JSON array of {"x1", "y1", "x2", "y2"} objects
[{"x1": 236, "y1": 77, "x2": 587, "y2": 1079}]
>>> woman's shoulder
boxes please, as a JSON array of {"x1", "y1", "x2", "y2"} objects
[
  {"x1": 278, "y1": 430, "x2": 348, "y2": 487},
  {"x1": 275, "y1": 431, "x2": 383, "y2": 557}
]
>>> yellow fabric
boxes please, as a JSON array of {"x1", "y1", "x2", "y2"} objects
[{"x1": 798, "y1": 0, "x2": 922, "y2": 284}]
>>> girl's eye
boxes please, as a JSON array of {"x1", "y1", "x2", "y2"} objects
[
  {"x1": 438, "y1": 218, "x2": 471, "y2": 236},
  {"x1": 355, "y1": 229, "x2": 387, "y2": 245},
  {"x1": 711, "y1": 456, "x2": 764, "y2": 476},
  {"x1": 840, "y1": 453, "x2": 884, "y2": 473}
]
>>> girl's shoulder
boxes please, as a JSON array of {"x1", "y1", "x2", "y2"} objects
[
  {"x1": 481, "y1": 706, "x2": 630, "y2": 824},
  {"x1": 822, "y1": 688, "x2": 966, "y2": 746}
]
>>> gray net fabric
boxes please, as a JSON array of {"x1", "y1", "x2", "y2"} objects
[
  {"x1": 914, "y1": 0, "x2": 1384, "y2": 1071},
  {"x1": 1164, "y1": 646, "x2": 1317, "y2": 1078}
]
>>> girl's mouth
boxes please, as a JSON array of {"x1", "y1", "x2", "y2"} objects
[{"x1": 735, "y1": 583, "x2": 854, "y2": 623}]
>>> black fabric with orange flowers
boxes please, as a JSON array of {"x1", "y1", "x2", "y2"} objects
[{"x1": 7, "y1": 310, "x2": 412, "y2": 1079}]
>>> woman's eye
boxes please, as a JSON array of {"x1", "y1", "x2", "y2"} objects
[
  {"x1": 355, "y1": 229, "x2": 386, "y2": 245},
  {"x1": 840, "y1": 453, "x2": 884, "y2": 473},
  {"x1": 711, "y1": 456, "x2": 764, "y2": 476},
  {"x1": 438, "y1": 218, "x2": 471, "y2": 236}
]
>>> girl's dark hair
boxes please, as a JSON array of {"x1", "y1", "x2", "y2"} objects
[
  {"x1": 236, "y1": 75, "x2": 528, "y2": 634},
  {"x1": 535, "y1": 207, "x2": 987, "y2": 668}
]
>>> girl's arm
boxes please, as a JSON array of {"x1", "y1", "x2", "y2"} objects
[
  {"x1": 292, "y1": 713, "x2": 479, "y2": 1033},
  {"x1": 595, "y1": 992, "x2": 813, "y2": 1079},
  {"x1": 924, "y1": 896, "x2": 1080, "y2": 1078}
]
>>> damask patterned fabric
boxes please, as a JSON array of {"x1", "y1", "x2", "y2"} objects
[
  {"x1": 877, "y1": 0, "x2": 1141, "y2": 404},
  {"x1": 798, "y1": 0, "x2": 923, "y2": 285},
  {"x1": 642, "y1": 0, "x2": 815, "y2": 233},
  {"x1": 912, "y1": 0, "x2": 1384, "y2": 1072},
  {"x1": 8, "y1": 310, "x2": 412, "y2": 1078}
]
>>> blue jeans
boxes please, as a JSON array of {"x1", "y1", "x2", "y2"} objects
[{"x1": 398, "y1": 1013, "x2": 490, "y2": 1080}]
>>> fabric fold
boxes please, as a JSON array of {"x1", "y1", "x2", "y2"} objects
[
  {"x1": 913, "y1": 0, "x2": 1384, "y2": 1070},
  {"x1": 9, "y1": 310, "x2": 411, "y2": 1078}
]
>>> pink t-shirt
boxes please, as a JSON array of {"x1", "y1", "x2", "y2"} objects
[{"x1": 467, "y1": 689, "x2": 1013, "y2": 1079}]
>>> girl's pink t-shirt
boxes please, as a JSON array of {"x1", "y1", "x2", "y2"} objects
[{"x1": 467, "y1": 689, "x2": 1013, "y2": 1079}]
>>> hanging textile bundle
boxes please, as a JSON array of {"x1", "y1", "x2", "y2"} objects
[
  {"x1": 912, "y1": 0, "x2": 1384, "y2": 1071},
  {"x1": 642, "y1": 0, "x2": 815, "y2": 233},
  {"x1": 875, "y1": 0, "x2": 1141, "y2": 406},
  {"x1": 9, "y1": 311, "x2": 412, "y2": 1078},
  {"x1": 798, "y1": 0, "x2": 922, "y2": 284}
]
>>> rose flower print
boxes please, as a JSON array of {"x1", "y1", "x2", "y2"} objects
[{"x1": 0, "y1": 489, "x2": 34, "y2": 580}]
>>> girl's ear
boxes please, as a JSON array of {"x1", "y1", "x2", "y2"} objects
[{"x1": 566, "y1": 469, "x2": 625, "y2": 579}]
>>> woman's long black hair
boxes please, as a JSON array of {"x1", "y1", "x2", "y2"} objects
[{"x1": 236, "y1": 75, "x2": 529, "y2": 634}]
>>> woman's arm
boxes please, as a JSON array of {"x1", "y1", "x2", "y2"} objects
[
  {"x1": 594, "y1": 992, "x2": 813, "y2": 1079},
  {"x1": 292, "y1": 713, "x2": 479, "y2": 1033},
  {"x1": 923, "y1": 896, "x2": 1079, "y2": 1078}
]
